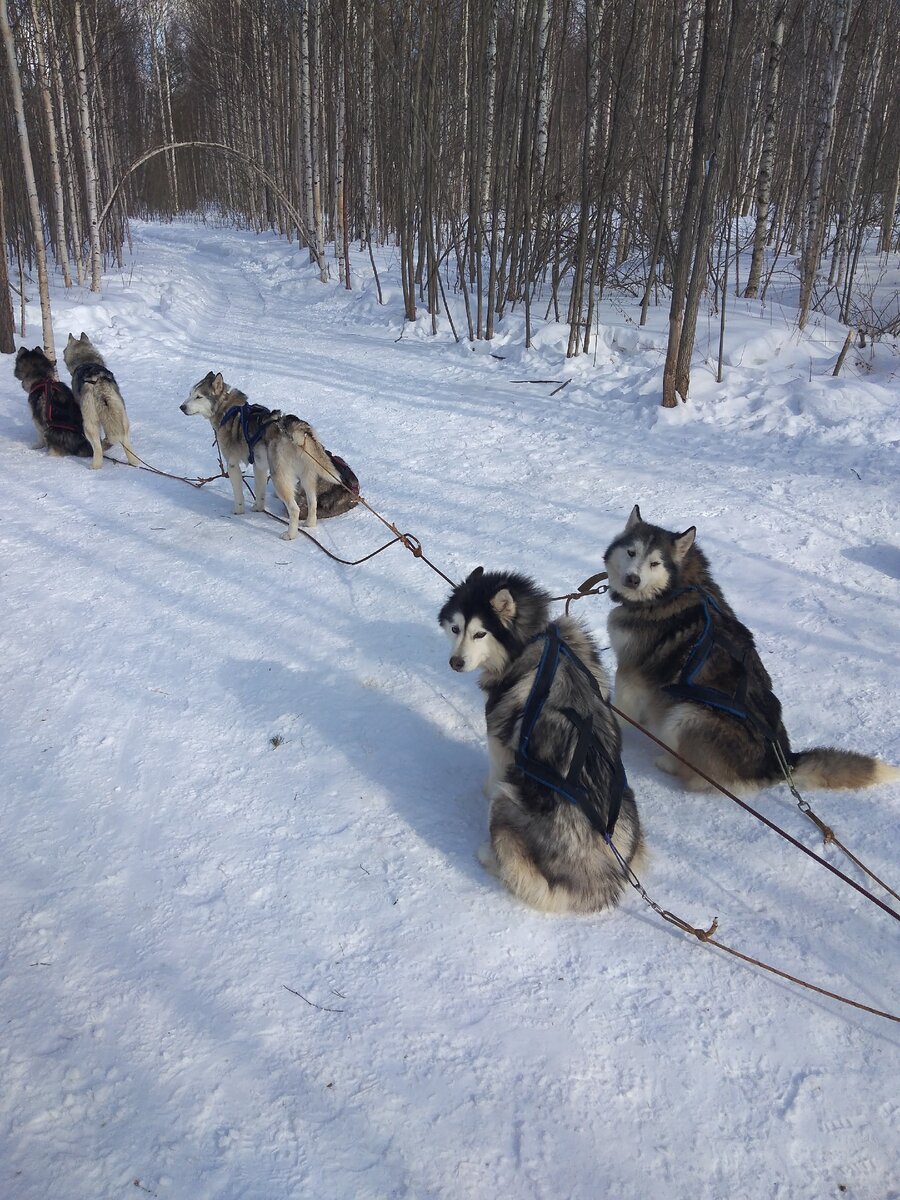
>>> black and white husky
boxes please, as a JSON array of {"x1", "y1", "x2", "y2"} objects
[
  {"x1": 439, "y1": 568, "x2": 644, "y2": 914},
  {"x1": 604, "y1": 505, "x2": 899, "y2": 793},
  {"x1": 14, "y1": 345, "x2": 92, "y2": 459}
]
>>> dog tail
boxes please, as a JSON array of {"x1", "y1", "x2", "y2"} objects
[
  {"x1": 488, "y1": 821, "x2": 574, "y2": 914},
  {"x1": 790, "y1": 748, "x2": 900, "y2": 790}
]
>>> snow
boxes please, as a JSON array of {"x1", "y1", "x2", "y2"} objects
[{"x1": 1, "y1": 221, "x2": 898, "y2": 1200}]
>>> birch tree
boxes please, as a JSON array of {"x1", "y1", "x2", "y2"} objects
[{"x1": 1, "y1": 0, "x2": 56, "y2": 362}]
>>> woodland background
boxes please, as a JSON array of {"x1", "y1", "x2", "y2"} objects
[{"x1": 1, "y1": 0, "x2": 898, "y2": 405}]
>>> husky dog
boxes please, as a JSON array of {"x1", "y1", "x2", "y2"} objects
[
  {"x1": 293, "y1": 452, "x2": 360, "y2": 523},
  {"x1": 180, "y1": 371, "x2": 277, "y2": 517},
  {"x1": 604, "y1": 505, "x2": 899, "y2": 793},
  {"x1": 14, "y1": 346, "x2": 92, "y2": 458},
  {"x1": 439, "y1": 568, "x2": 644, "y2": 914},
  {"x1": 263, "y1": 414, "x2": 348, "y2": 540},
  {"x1": 62, "y1": 332, "x2": 139, "y2": 470}
]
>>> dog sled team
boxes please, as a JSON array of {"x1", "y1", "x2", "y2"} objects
[
  {"x1": 11, "y1": 337, "x2": 899, "y2": 918},
  {"x1": 15, "y1": 336, "x2": 358, "y2": 536}
]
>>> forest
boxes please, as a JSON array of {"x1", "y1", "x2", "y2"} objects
[{"x1": 1, "y1": 0, "x2": 898, "y2": 404}]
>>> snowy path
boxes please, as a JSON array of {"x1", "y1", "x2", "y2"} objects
[{"x1": 1, "y1": 223, "x2": 898, "y2": 1200}]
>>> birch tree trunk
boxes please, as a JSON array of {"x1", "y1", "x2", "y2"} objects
[
  {"x1": 73, "y1": 0, "x2": 103, "y2": 292},
  {"x1": 0, "y1": 172, "x2": 15, "y2": 354},
  {"x1": 744, "y1": 1, "x2": 785, "y2": 299},
  {"x1": 30, "y1": 0, "x2": 71, "y2": 287},
  {"x1": 797, "y1": 0, "x2": 852, "y2": 329},
  {"x1": 1, "y1": 0, "x2": 56, "y2": 363}
]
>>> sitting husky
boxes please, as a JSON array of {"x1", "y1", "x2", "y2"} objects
[
  {"x1": 62, "y1": 332, "x2": 139, "y2": 470},
  {"x1": 604, "y1": 505, "x2": 899, "y2": 793},
  {"x1": 14, "y1": 345, "x2": 92, "y2": 458},
  {"x1": 263, "y1": 414, "x2": 349, "y2": 539},
  {"x1": 439, "y1": 568, "x2": 644, "y2": 914}
]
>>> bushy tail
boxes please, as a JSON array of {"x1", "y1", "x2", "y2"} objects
[{"x1": 790, "y1": 748, "x2": 900, "y2": 790}]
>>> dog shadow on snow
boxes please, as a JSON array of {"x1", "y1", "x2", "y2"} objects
[{"x1": 218, "y1": 651, "x2": 491, "y2": 888}]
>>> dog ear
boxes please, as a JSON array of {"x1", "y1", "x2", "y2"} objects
[
  {"x1": 466, "y1": 566, "x2": 484, "y2": 584},
  {"x1": 626, "y1": 504, "x2": 642, "y2": 530},
  {"x1": 80, "y1": 331, "x2": 88, "y2": 341},
  {"x1": 212, "y1": 372, "x2": 225, "y2": 393},
  {"x1": 66, "y1": 333, "x2": 75, "y2": 345},
  {"x1": 671, "y1": 527, "x2": 696, "y2": 562},
  {"x1": 490, "y1": 587, "x2": 516, "y2": 626},
  {"x1": 203, "y1": 370, "x2": 215, "y2": 383}
]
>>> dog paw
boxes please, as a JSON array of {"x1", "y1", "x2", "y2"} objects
[
  {"x1": 476, "y1": 842, "x2": 500, "y2": 875},
  {"x1": 654, "y1": 753, "x2": 680, "y2": 776},
  {"x1": 252, "y1": 503, "x2": 267, "y2": 513},
  {"x1": 281, "y1": 529, "x2": 298, "y2": 541},
  {"x1": 89, "y1": 461, "x2": 103, "y2": 470}
]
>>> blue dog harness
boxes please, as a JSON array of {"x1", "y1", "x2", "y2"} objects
[
  {"x1": 515, "y1": 623, "x2": 627, "y2": 838},
  {"x1": 662, "y1": 587, "x2": 780, "y2": 740},
  {"x1": 220, "y1": 403, "x2": 276, "y2": 464},
  {"x1": 71, "y1": 361, "x2": 117, "y2": 394}
]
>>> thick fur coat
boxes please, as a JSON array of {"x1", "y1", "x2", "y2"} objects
[
  {"x1": 604, "y1": 505, "x2": 899, "y2": 792},
  {"x1": 440, "y1": 568, "x2": 644, "y2": 914}
]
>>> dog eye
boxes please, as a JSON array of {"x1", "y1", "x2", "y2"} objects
[
  {"x1": 473, "y1": 631, "x2": 487, "y2": 639},
  {"x1": 649, "y1": 561, "x2": 660, "y2": 568},
  {"x1": 627, "y1": 549, "x2": 636, "y2": 558},
  {"x1": 451, "y1": 625, "x2": 460, "y2": 635}
]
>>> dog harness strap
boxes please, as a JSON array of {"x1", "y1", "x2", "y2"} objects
[
  {"x1": 516, "y1": 623, "x2": 626, "y2": 838},
  {"x1": 72, "y1": 362, "x2": 116, "y2": 393},
  {"x1": 31, "y1": 380, "x2": 83, "y2": 434},
  {"x1": 220, "y1": 403, "x2": 271, "y2": 465},
  {"x1": 664, "y1": 588, "x2": 777, "y2": 739}
]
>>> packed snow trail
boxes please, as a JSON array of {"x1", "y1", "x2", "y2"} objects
[{"x1": 1, "y1": 222, "x2": 898, "y2": 1200}]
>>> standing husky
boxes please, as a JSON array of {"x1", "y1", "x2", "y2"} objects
[
  {"x1": 604, "y1": 505, "x2": 899, "y2": 793},
  {"x1": 181, "y1": 371, "x2": 277, "y2": 517},
  {"x1": 263, "y1": 414, "x2": 347, "y2": 540},
  {"x1": 14, "y1": 346, "x2": 92, "y2": 458},
  {"x1": 439, "y1": 568, "x2": 644, "y2": 914},
  {"x1": 62, "y1": 332, "x2": 139, "y2": 470}
]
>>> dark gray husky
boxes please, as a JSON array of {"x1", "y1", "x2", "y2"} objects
[
  {"x1": 14, "y1": 346, "x2": 92, "y2": 458},
  {"x1": 439, "y1": 568, "x2": 644, "y2": 914},
  {"x1": 604, "y1": 505, "x2": 898, "y2": 793}
]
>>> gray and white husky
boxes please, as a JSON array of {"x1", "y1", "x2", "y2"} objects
[
  {"x1": 181, "y1": 371, "x2": 355, "y2": 540},
  {"x1": 62, "y1": 332, "x2": 139, "y2": 470},
  {"x1": 180, "y1": 371, "x2": 277, "y2": 518},
  {"x1": 604, "y1": 505, "x2": 899, "y2": 793},
  {"x1": 439, "y1": 568, "x2": 644, "y2": 914}
]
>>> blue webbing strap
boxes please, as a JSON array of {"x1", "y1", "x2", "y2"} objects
[
  {"x1": 220, "y1": 404, "x2": 271, "y2": 464},
  {"x1": 514, "y1": 624, "x2": 626, "y2": 838},
  {"x1": 663, "y1": 587, "x2": 782, "y2": 739}
]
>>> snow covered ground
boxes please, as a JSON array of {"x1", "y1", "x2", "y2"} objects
[{"x1": 1, "y1": 221, "x2": 898, "y2": 1200}]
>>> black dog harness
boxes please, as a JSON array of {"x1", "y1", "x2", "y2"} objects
[
  {"x1": 220, "y1": 403, "x2": 278, "y2": 464},
  {"x1": 71, "y1": 361, "x2": 117, "y2": 394},
  {"x1": 516, "y1": 623, "x2": 626, "y2": 838},
  {"x1": 29, "y1": 379, "x2": 83, "y2": 434},
  {"x1": 662, "y1": 587, "x2": 779, "y2": 740}
]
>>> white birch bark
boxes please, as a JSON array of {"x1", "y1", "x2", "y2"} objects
[
  {"x1": 299, "y1": 0, "x2": 315, "y2": 253},
  {"x1": 533, "y1": 0, "x2": 552, "y2": 181},
  {"x1": 1, "y1": 0, "x2": 56, "y2": 362},
  {"x1": 744, "y1": 2, "x2": 785, "y2": 298},
  {"x1": 30, "y1": 0, "x2": 71, "y2": 287},
  {"x1": 480, "y1": 0, "x2": 499, "y2": 216},
  {"x1": 73, "y1": 0, "x2": 102, "y2": 292},
  {"x1": 798, "y1": 0, "x2": 852, "y2": 329}
]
